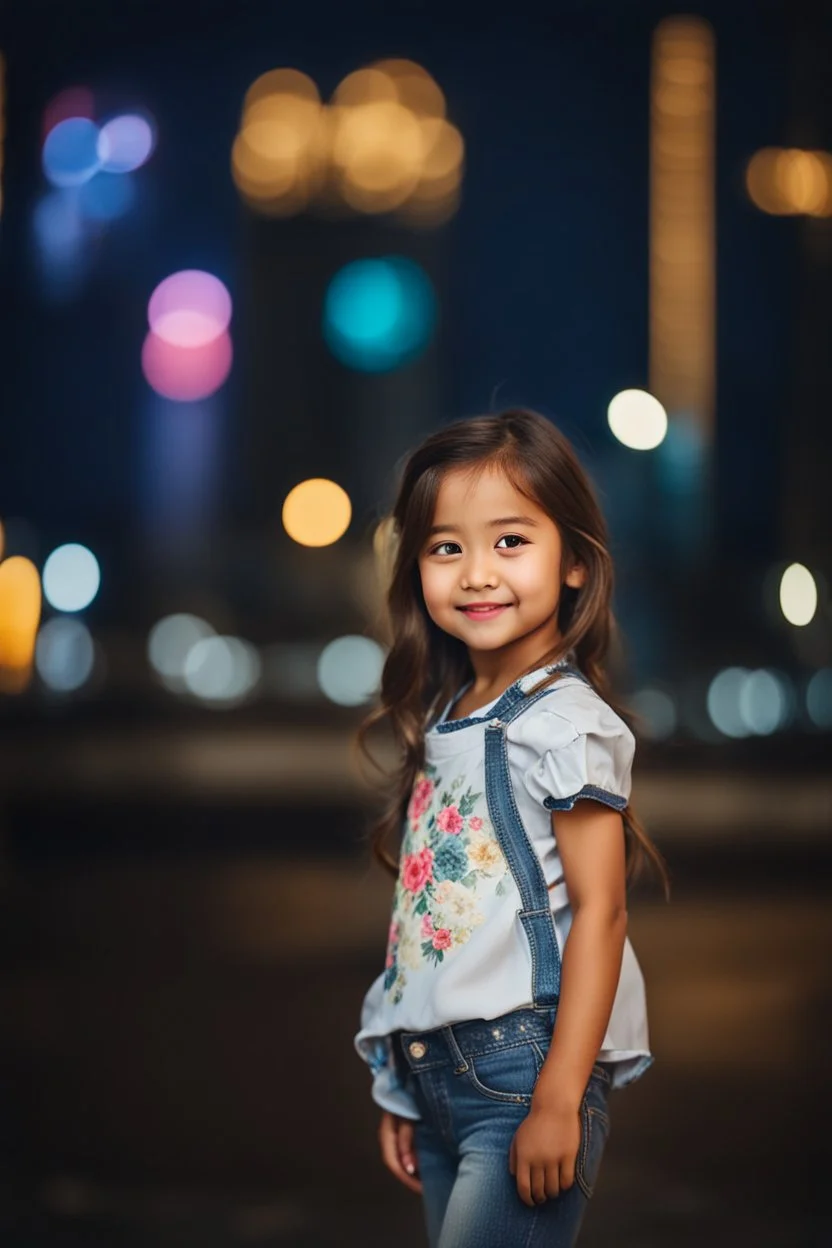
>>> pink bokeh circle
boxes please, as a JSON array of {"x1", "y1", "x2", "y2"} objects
[
  {"x1": 148, "y1": 270, "x2": 232, "y2": 348},
  {"x1": 141, "y1": 329, "x2": 233, "y2": 401}
]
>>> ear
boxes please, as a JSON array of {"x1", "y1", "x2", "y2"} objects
[{"x1": 563, "y1": 561, "x2": 587, "y2": 590}]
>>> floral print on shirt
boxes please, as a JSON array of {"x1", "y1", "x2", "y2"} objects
[{"x1": 383, "y1": 761, "x2": 510, "y2": 1004}]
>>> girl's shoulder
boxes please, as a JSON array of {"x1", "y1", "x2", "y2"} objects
[{"x1": 509, "y1": 673, "x2": 636, "y2": 752}]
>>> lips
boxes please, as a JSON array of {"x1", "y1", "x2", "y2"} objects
[{"x1": 457, "y1": 603, "x2": 512, "y2": 620}]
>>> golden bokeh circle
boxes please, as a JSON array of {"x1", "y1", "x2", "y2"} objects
[{"x1": 282, "y1": 479, "x2": 352, "y2": 547}]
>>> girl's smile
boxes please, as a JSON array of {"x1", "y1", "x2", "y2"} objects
[{"x1": 457, "y1": 602, "x2": 513, "y2": 620}]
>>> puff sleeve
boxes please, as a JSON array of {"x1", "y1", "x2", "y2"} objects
[{"x1": 514, "y1": 684, "x2": 635, "y2": 813}]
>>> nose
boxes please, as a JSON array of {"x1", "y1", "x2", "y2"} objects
[{"x1": 460, "y1": 547, "x2": 499, "y2": 591}]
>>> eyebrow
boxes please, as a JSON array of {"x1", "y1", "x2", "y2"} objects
[{"x1": 427, "y1": 515, "x2": 540, "y2": 537}]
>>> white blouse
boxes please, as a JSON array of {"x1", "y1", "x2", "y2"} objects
[{"x1": 355, "y1": 665, "x2": 653, "y2": 1119}]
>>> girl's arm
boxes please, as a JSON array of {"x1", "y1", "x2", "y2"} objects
[
  {"x1": 509, "y1": 800, "x2": 628, "y2": 1205},
  {"x1": 535, "y1": 800, "x2": 628, "y2": 1105}
]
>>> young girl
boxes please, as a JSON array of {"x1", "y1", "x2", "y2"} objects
[{"x1": 355, "y1": 409, "x2": 669, "y2": 1247}]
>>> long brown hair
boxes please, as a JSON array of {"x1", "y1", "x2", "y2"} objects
[{"x1": 357, "y1": 409, "x2": 671, "y2": 901}]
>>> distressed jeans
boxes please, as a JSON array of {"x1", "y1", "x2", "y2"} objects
[{"x1": 395, "y1": 1008, "x2": 612, "y2": 1248}]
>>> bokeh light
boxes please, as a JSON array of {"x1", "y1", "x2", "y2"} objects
[
  {"x1": 77, "y1": 171, "x2": 136, "y2": 222},
  {"x1": 42, "y1": 543, "x2": 100, "y2": 612},
  {"x1": 374, "y1": 58, "x2": 446, "y2": 118},
  {"x1": 607, "y1": 389, "x2": 668, "y2": 450},
  {"x1": 31, "y1": 191, "x2": 87, "y2": 301},
  {"x1": 317, "y1": 634, "x2": 385, "y2": 706},
  {"x1": 243, "y1": 68, "x2": 321, "y2": 112},
  {"x1": 33, "y1": 190, "x2": 84, "y2": 262},
  {"x1": 182, "y1": 635, "x2": 262, "y2": 704},
  {"x1": 330, "y1": 99, "x2": 424, "y2": 212},
  {"x1": 141, "y1": 329, "x2": 233, "y2": 402},
  {"x1": 0, "y1": 556, "x2": 42, "y2": 677},
  {"x1": 97, "y1": 114, "x2": 155, "y2": 173},
  {"x1": 35, "y1": 617, "x2": 95, "y2": 692},
  {"x1": 231, "y1": 60, "x2": 462, "y2": 225},
  {"x1": 706, "y1": 667, "x2": 750, "y2": 738},
  {"x1": 746, "y1": 147, "x2": 832, "y2": 217},
  {"x1": 806, "y1": 669, "x2": 832, "y2": 729},
  {"x1": 148, "y1": 270, "x2": 232, "y2": 348},
  {"x1": 233, "y1": 70, "x2": 325, "y2": 215},
  {"x1": 42, "y1": 117, "x2": 101, "y2": 187},
  {"x1": 42, "y1": 87, "x2": 95, "y2": 140},
  {"x1": 323, "y1": 256, "x2": 437, "y2": 372},
  {"x1": 738, "y1": 669, "x2": 792, "y2": 735},
  {"x1": 148, "y1": 613, "x2": 215, "y2": 689},
  {"x1": 282, "y1": 479, "x2": 352, "y2": 547},
  {"x1": 779, "y1": 562, "x2": 817, "y2": 627},
  {"x1": 400, "y1": 116, "x2": 464, "y2": 225},
  {"x1": 630, "y1": 687, "x2": 677, "y2": 740}
]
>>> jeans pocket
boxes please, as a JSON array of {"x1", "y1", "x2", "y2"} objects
[
  {"x1": 465, "y1": 1041, "x2": 546, "y2": 1104},
  {"x1": 574, "y1": 1089, "x2": 611, "y2": 1200}
]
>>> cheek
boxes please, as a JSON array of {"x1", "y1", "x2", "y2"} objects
[
  {"x1": 416, "y1": 566, "x2": 441, "y2": 614},
  {"x1": 418, "y1": 564, "x2": 446, "y2": 614},
  {"x1": 513, "y1": 555, "x2": 559, "y2": 603}
]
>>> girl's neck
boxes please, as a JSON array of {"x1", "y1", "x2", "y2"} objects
[{"x1": 465, "y1": 640, "x2": 568, "y2": 700}]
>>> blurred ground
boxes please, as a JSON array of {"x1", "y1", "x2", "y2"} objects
[{"x1": 0, "y1": 808, "x2": 829, "y2": 1247}]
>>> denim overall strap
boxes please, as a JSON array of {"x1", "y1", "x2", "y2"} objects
[{"x1": 483, "y1": 665, "x2": 586, "y2": 1009}]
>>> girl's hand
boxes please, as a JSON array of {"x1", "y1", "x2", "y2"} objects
[
  {"x1": 378, "y1": 1111, "x2": 423, "y2": 1194},
  {"x1": 509, "y1": 1100, "x2": 581, "y2": 1206}
]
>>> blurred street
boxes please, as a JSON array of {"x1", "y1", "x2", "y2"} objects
[{"x1": 0, "y1": 788, "x2": 829, "y2": 1247}]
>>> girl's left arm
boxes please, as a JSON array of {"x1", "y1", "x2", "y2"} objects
[{"x1": 535, "y1": 800, "x2": 628, "y2": 1106}]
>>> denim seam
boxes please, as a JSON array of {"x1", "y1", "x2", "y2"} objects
[
  {"x1": 522, "y1": 1205, "x2": 541, "y2": 1247},
  {"x1": 575, "y1": 1097, "x2": 593, "y2": 1200},
  {"x1": 543, "y1": 785, "x2": 628, "y2": 813},
  {"x1": 465, "y1": 1059, "x2": 534, "y2": 1105},
  {"x1": 588, "y1": 1105, "x2": 611, "y2": 1132}
]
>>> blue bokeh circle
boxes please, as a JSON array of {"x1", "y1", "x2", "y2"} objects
[
  {"x1": 43, "y1": 118, "x2": 101, "y2": 188},
  {"x1": 323, "y1": 256, "x2": 437, "y2": 373}
]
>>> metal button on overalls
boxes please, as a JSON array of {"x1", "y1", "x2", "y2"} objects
[{"x1": 409, "y1": 1041, "x2": 427, "y2": 1059}]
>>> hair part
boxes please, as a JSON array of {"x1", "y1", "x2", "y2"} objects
[{"x1": 356, "y1": 409, "x2": 671, "y2": 901}]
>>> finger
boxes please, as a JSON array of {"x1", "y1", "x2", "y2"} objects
[
  {"x1": 559, "y1": 1155, "x2": 575, "y2": 1192},
  {"x1": 545, "y1": 1161, "x2": 562, "y2": 1200},
  {"x1": 516, "y1": 1161, "x2": 534, "y2": 1208},
  {"x1": 397, "y1": 1119, "x2": 419, "y2": 1179},
  {"x1": 379, "y1": 1116, "x2": 423, "y2": 1194},
  {"x1": 531, "y1": 1164, "x2": 548, "y2": 1206}
]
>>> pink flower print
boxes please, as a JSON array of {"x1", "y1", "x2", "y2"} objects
[
  {"x1": 385, "y1": 921, "x2": 399, "y2": 968},
  {"x1": 407, "y1": 776, "x2": 435, "y2": 827},
  {"x1": 402, "y1": 846, "x2": 435, "y2": 893},
  {"x1": 437, "y1": 804, "x2": 464, "y2": 835},
  {"x1": 432, "y1": 928, "x2": 452, "y2": 951},
  {"x1": 420, "y1": 913, "x2": 435, "y2": 938},
  {"x1": 468, "y1": 815, "x2": 483, "y2": 832}
]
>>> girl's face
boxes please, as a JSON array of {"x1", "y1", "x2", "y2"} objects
[{"x1": 417, "y1": 463, "x2": 586, "y2": 676}]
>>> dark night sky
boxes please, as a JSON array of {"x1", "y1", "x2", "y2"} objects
[{"x1": 0, "y1": 1, "x2": 817, "y2": 566}]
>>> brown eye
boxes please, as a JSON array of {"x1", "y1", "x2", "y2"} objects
[{"x1": 496, "y1": 535, "x2": 527, "y2": 549}]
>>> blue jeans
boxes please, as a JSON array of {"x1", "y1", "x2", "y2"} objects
[{"x1": 395, "y1": 1008, "x2": 612, "y2": 1248}]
